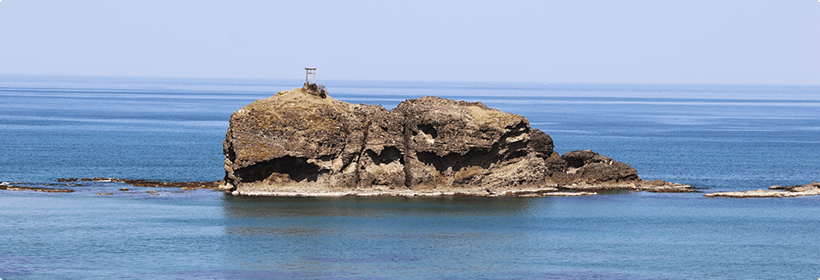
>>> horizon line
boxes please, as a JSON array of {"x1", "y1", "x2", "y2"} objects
[{"x1": 1, "y1": 73, "x2": 819, "y2": 87}]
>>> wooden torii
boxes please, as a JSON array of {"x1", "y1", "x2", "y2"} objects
[{"x1": 305, "y1": 68, "x2": 316, "y2": 84}]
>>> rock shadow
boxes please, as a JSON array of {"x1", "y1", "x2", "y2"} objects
[{"x1": 234, "y1": 156, "x2": 322, "y2": 183}]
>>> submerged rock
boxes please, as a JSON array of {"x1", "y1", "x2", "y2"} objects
[{"x1": 221, "y1": 85, "x2": 693, "y2": 196}]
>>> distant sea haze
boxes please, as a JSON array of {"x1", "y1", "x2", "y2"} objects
[{"x1": 1, "y1": 75, "x2": 819, "y2": 279}]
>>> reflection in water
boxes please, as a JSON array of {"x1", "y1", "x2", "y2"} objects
[
  {"x1": 225, "y1": 226, "x2": 325, "y2": 237},
  {"x1": 220, "y1": 195, "x2": 539, "y2": 218},
  {"x1": 596, "y1": 189, "x2": 636, "y2": 195},
  {"x1": 134, "y1": 269, "x2": 670, "y2": 280},
  {"x1": 307, "y1": 253, "x2": 421, "y2": 263},
  {"x1": 218, "y1": 195, "x2": 548, "y2": 277}
]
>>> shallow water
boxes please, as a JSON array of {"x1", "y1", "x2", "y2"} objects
[{"x1": 1, "y1": 75, "x2": 819, "y2": 279}]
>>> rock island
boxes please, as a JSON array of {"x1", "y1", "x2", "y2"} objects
[{"x1": 219, "y1": 83, "x2": 694, "y2": 197}]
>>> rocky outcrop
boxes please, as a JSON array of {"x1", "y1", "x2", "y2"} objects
[
  {"x1": 392, "y1": 96, "x2": 551, "y2": 193},
  {"x1": 704, "y1": 183, "x2": 820, "y2": 198},
  {"x1": 221, "y1": 85, "x2": 693, "y2": 196},
  {"x1": 0, "y1": 183, "x2": 74, "y2": 193}
]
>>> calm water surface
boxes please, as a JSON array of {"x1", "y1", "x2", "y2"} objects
[{"x1": 1, "y1": 75, "x2": 819, "y2": 279}]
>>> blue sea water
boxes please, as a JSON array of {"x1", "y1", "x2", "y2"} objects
[{"x1": 1, "y1": 75, "x2": 819, "y2": 279}]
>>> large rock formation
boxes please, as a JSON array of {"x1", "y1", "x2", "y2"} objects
[{"x1": 221, "y1": 85, "x2": 693, "y2": 196}]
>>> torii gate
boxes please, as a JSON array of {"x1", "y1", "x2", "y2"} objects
[{"x1": 305, "y1": 68, "x2": 316, "y2": 84}]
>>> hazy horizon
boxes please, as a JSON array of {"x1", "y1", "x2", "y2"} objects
[{"x1": 1, "y1": 1, "x2": 818, "y2": 85}]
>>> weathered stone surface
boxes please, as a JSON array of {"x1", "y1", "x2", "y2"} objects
[
  {"x1": 769, "y1": 182, "x2": 820, "y2": 192},
  {"x1": 545, "y1": 149, "x2": 640, "y2": 184},
  {"x1": 392, "y1": 96, "x2": 550, "y2": 192},
  {"x1": 221, "y1": 86, "x2": 694, "y2": 196},
  {"x1": 222, "y1": 87, "x2": 374, "y2": 194},
  {"x1": 704, "y1": 183, "x2": 820, "y2": 198},
  {"x1": 357, "y1": 105, "x2": 406, "y2": 190},
  {"x1": 0, "y1": 184, "x2": 74, "y2": 193},
  {"x1": 557, "y1": 180, "x2": 695, "y2": 193}
]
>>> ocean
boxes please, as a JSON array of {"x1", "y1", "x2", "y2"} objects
[{"x1": 1, "y1": 75, "x2": 819, "y2": 279}]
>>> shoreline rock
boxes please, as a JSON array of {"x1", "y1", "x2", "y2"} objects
[
  {"x1": 558, "y1": 180, "x2": 696, "y2": 193},
  {"x1": 705, "y1": 183, "x2": 820, "y2": 198},
  {"x1": 0, "y1": 178, "x2": 220, "y2": 194},
  {"x1": 110, "y1": 179, "x2": 221, "y2": 189},
  {"x1": 0, "y1": 184, "x2": 74, "y2": 193},
  {"x1": 220, "y1": 85, "x2": 696, "y2": 197},
  {"x1": 85, "y1": 178, "x2": 221, "y2": 190}
]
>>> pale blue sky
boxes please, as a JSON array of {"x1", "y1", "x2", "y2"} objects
[{"x1": 1, "y1": 1, "x2": 818, "y2": 84}]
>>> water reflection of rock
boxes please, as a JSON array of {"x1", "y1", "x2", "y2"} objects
[
  {"x1": 218, "y1": 195, "x2": 544, "y2": 274},
  {"x1": 220, "y1": 195, "x2": 539, "y2": 220}
]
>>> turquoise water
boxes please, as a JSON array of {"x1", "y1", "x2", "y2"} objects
[{"x1": 1, "y1": 75, "x2": 819, "y2": 279}]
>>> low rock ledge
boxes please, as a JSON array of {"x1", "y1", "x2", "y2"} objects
[{"x1": 704, "y1": 183, "x2": 820, "y2": 198}]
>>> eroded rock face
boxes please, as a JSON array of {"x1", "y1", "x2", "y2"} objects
[
  {"x1": 392, "y1": 97, "x2": 551, "y2": 191},
  {"x1": 222, "y1": 87, "x2": 376, "y2": 193},
  {"x1": 222, "y1": 86, "x2": 689, "y2": 196},
  {"x1": 553, "y1": 149, "x2": 639, "y2": 184}
]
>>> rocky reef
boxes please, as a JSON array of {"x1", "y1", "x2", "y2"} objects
[
  {"x1": 0, "y1": 182, "x2": 74, "y2": 193},
  {"x1": 220, "y1": 85, "x2": 694, "y2": 197},
  {"x1": 704, "y1": 183, "x2": 820, "y2": 198}
]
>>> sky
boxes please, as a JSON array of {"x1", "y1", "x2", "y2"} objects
[{"x1": 1, "y1": 0, "x2": 818, "y2": 84}]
